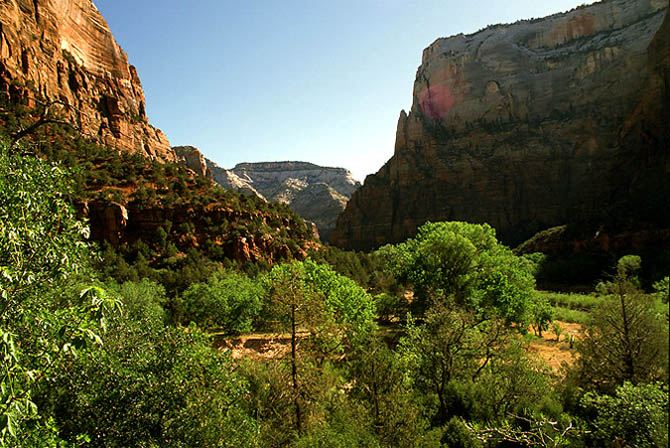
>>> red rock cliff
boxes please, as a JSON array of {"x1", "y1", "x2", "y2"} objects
[
  {"x1": 0, "y1": 0, "x2": 174, "y2": 161},
  {"x1": 332, "y1": 0, "x2": 670, "y2": 251}
]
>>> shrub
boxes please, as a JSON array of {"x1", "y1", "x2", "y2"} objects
[
  {"x1": 182, "y1": 269, "x2": 262, "y2": 334},
  {"x1": 580, "y1": 382, "x2": 669, "y2": 448}
]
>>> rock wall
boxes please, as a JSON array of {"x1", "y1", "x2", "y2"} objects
[
  {"x1": 0, "y1": 0, "x2": 174, "y2": 160},
  {"x1": 332, "y1": 0, "x2": 670, "y2": 251},
  {"x1": 173, "y1": 146, "x2": 210, "y2": 178},
  {"x1": 232, "y1": 162, "x2": 361, "y2": 242},
  {"x1": 205, "y1": 158, "x2": 264, "y2": 199}
]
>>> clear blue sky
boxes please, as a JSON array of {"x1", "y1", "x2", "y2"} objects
[{"x1": 95, "y1": 0, "x2": 594, "y2": 181}]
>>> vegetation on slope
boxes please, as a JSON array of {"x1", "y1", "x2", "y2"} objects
[{"x1": 0, "y1": 95, "x2": 314, "y2": 295}]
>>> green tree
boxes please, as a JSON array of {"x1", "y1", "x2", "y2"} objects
[
  {"x1": 380, "y1": 221, "x2": 534, "y2": 320},
  {"x1": 398, "y1": 303, "x2": 513, "y2": 424},
  {"x1": 0, "y1": 139, "x2": 117, "y2": 445},
  {"x1": 529, "y1": 292, "x2": 554, "y2": 338},
  {"x1": 574, "y1": 256, "x2": 669, "y2": 391},
  {"x1": 348, "y1": 337, "x2": 431, "y2": 447},
  {"x1": 182, "y1": 269, "x2": 261, "y2": 334},
  {"x1": 262, "y1": 261, "x2": 328, "y2": 434},
  {"x1": 580, "y1": 382, "x2": 668, "y2": 448},
  {"x1": 261, "y1": 260, "x2": 375, "y2": 434},
  {"x1": 43, "y1": 320, "x2": 257, "y2": 447}
]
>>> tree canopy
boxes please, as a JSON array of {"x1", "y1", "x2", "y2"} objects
[{"x1": 379, "y1": 221, "x2": 535, "y2": 322}]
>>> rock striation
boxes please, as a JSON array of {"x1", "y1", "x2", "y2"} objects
[
  {"x1": 0, "y1": 0, "x2": 174, "y2": 160},
  {"x1": 205, "y1": 158, "x2": 264, "y2": 199},
  {"x1": 231, "y1": 162, "x2": 361, "y2": 242},
  {"x1": 332, "y1": 0, "x2": 670, "y2": 251}
]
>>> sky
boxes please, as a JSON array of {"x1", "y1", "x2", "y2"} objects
[{"x1": 94, "y1": 0, "x2": 595, "y2": 182}]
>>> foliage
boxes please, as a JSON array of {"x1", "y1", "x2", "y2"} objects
[
  {"x1": 259, "y1": 260, "x2": 376, "y2": 435},
  {"x1": 182, "y1": 269, "x2": 261, "y2": 334},
  {"x1": 0, "y1": 139, "x2": 118, "y2": 446},
  {"x1": 0, "y1": 141, "x2": 89, "y2": 319},
  {"x1": 301, "y1": 259, "x2": 376, "y2": 340},
  {"x1": 348, "y1": 336, "x2": 431, "y2": 447},
  {"x1": 580, "y1": 382, "x2": 668, "y2": 448},
  {"x1": 240, "y1": 359, "x2": 296, "y2": 447},
  {"x1": 381, "y1": 221, "x2": 535, "y2": 320},
  {"x1": 529, "y1": 292, "x2": 554, "y2": 337},
  {"x1": 107, "y1": 278, "x2": 166, "y2": 327},
  {"x1": 538, "y1": 291, "x2": 603, "y2": 312},
  {"x1": 307, "y1": 245, "x2": 398, "y2": 294},
  {"x1": 551, "y1": 306, "x2": 590, "y2": 325},
  {"x1": 262, "y1": 260, "x2": 375, "y2": 342},
  {"x1": 374, "y1": 292, "x2": 409, "y2": 324},
  {"x1": 653, "y1": 276, "x2": 669, "y2": 304},
  {"x1": 573, "y1": 256, "x2": 669, "y2": 392},
  {"x1": 399, "y1": 303, "x2": 512, "y2": 424},
  {"x1": 42, "y1": 317, "x2": 258, "y2": 447}
]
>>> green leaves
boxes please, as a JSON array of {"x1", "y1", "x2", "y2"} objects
[
  {"x1": 80, "y1": 286, "x2": 123, "y2": 333},
  {"x1": 182, "y1": 270, "x2": 262, "y2": 334},
  {"x1": 380, "y1": 221, "x2": 535, "y2": 322},
  {"x1": 0, "y1": 141, "x2": 90, "y2": 321},
  {"x1": 580, "y1": 382, "x2": 669, "y2": 448},
  {"x1": 262, "y1": 260, "x2": 376, "y2": 343}
]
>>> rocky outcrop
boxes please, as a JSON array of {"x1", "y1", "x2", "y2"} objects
[
  {"x1": 173, "y1": 148, "x2": 357, "y2": 241},
  {"x1": 0, "y1": 0, "x2": 174, "y2": 160},
  {"x1": 278, "y1": 181, "x2": 349, "y2": 242},
  {"x1": 173, "y1": 146, "x2": 211, "y2": 178},
  {"x1": 83, "y1": 199, "x2": 310, "y2": 265},
  {"x1": 233, "y1": 162, "x2": 360, "y2": 198},
  {"x1": 205, "y1": 158, "x2": 264, "y2": 199},
  {"x1": 232, "y1": 162, "x2": 361, "y2": 241},
  {"x1": 332, "y1": 0, "x2": 670, "y2": 251}
]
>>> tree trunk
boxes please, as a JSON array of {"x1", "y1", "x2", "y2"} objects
[{"x1": 291, "y1": 304, "x2": 302, "y2": 433}]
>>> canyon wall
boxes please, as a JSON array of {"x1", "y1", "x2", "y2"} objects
[
  {"x1": 332, "y1": 0, "x2": 670, "y2": 251},
  {"x1": 232, "y1": 162, "x2": 361, "y2": 242},
  {"x1": 0, "y1": 0, "x2": 174, "y2": 160}
]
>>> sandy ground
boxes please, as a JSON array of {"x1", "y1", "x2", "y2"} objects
[
  {"x1": 218, "y1": 322, "x2": 584, "y2": 373},
  {"x1": 528, "y1": 321, "x2": 582, "y2": 372},
  {"x1": 215, "y1": 332, "x2": 307, "y2": 360}
]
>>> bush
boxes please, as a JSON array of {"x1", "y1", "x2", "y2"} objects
[
  {"x1": 108, "y1": 279, "x2": 166, "y2": 327},
  {"x1": 580, "y1": 382, "x2": 669, "y2": 448},
  {"x1": 182, "y1": 269, "x2": 262, "y2": 334},
  {"x1": 43, "y1": 320, "x2": 258, "y2": 447}
]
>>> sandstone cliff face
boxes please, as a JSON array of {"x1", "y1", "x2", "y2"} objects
[
  {"x1": 205, "y1": 158, "x2": 264, "y2": 199},
  {"x1": 173, "y1": 146, "x2": 211, "y2": 178},
  {"x1": 332, "y1": 0, "x2": 670, "y2": 251},
  {"x1": 232, "y1": 162, "x2": 361, "y2": 242},
  {"x1": 0, "y1": 0, "x2": 174, "y2": 160},
  {"x1": 233, "y1": 162, "x2": 360, "y2": 198}
]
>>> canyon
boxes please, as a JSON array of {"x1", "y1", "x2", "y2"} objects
[
  {"x1": 331, "y1": 0, "x2": 670, "y2": 252},
  {"x1": 174, "y1": 147, "x2": 360, "y2": 242}
]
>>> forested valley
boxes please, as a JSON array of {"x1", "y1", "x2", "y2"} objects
[{"x1": 0, "y1": 98, "x2": 668, "y2": 447}]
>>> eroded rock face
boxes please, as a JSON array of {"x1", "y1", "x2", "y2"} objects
[
  {"x1": 82, "y1": 200, "x2": 310, "y2": 265},
  {"x1": 205, "y1": 158, "x2": 264, "y2": 199},
  {"x1": 173, "y1": 146, "x2": 211, "y2": 178},
  {"x1": 0, "y1": 0, "x2": 174, "y2": 161},
  {"x1": 232, "y1": 162, "x2": 361, "y2": 242},
  {"x1": 332, "y1": 0, "x2": 670, "y2": 251}
]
